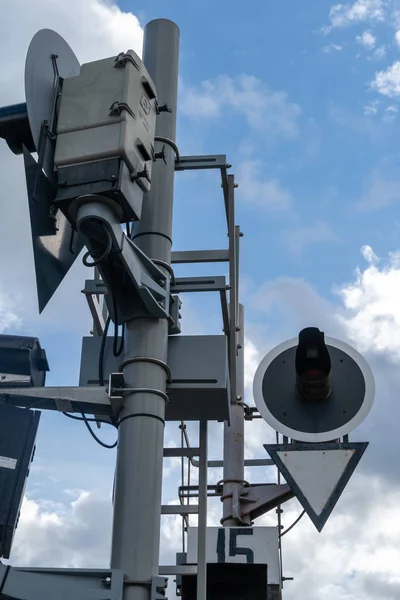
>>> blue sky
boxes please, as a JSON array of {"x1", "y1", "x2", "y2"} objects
[{"x1": 3, "y1": 0, "x2": 400, "y2": 598}]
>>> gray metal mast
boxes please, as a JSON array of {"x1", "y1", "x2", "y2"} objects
[
  {"x1": 110, "y1": 19, "x2": 180, "y2": 600},
  {"x1": 222, "y1": 304, "x2": 250, "y2": 526}
]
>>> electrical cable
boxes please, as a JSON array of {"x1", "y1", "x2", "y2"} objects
[
  {"x1": 81, "y1": 412, "x2": 118, "y2": 449},
  {"x1": 99, "y1": 315, "x2": 111, "y2": 387},
  {"x1": 280, "y1": 510, "x2": 306, "y2": 538},
  {"x1": 111, "y1": 284, "x2": 124, "y2": 357},
  {"x1": 62, "y1": 411, "x2": 118, "y2": 449},
  {"x1": 82, "y1": 227, "x2": 113, "y2": 267}
]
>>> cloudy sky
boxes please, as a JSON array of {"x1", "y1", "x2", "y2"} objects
[{"x1": 2, "y1": 0, "x2": 400, "y2": 598}]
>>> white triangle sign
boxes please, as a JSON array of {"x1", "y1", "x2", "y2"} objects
[{"x1": 264, "y1": 443, "x2": 368, "y2": 531}]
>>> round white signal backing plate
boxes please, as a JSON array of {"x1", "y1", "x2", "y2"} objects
[
  {"x1": 253, "y1": 336, "x2": 375, "y2": 443},
  {"x1": 25, "y1": 29, "x2": 80, "y2": 150}
]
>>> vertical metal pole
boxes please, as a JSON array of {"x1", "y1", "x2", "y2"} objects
[
  {"x1": 222, "y1": 304, "x2": 250, "y2": 526},
  {"x1": 110, "y1": 19, "x2": 180, "y2": 600},
  {"x1": 197, "y1": 421, "x2": 208, "y2": 600}
]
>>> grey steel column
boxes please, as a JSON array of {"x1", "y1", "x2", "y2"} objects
[
  {"x1": 110, "y1": 19, "x2": 180, "y2": 600},
  {"x1": 197, "y1": 421, "x2": 208, "y2": 600},
  {"x1": 222, "y1": 304, "x2": 250, "y2": 526}
]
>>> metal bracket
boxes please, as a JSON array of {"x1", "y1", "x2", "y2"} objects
[
  {"x1": 171, "y1": 276, "x2": 227, "y2": 294},
  {"x1": 238, "y1": 484, "x2": 294, "y2": 522},
  {"x1": 114, "y1": 52, "x2": 140, "y2": 70},
  {"x1": 77, "y1": 202, "x2": 169, "y2": 322},
  {"x1": 171, "y1": 249, "x2": 229, "y2": 264},
  {"x1": 174, "y1": 155, "x2": 230, "y2": 172},
  {"x1": 151, "y1": 575, "x2": 168, "y2": 600},
  {"x1": 109, "y1": 101, "x2": 136, "y2": 119},
  {"x1": 0, "y1": 565, "x2": 124, "y2": 600}
]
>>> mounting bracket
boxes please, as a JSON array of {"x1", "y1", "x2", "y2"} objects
[{"x1": 77, "y1": 201, "x2": 169, "y2": 323}]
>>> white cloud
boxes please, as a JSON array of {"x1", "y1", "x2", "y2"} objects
[
  {"x1": 335, "y1": 246, "x2": 400, "y2": 359},
  {"x1": 281, "y1": 220, "x2": 341, "y2": 257},
  {"x1": 361, "y1": 243, "x2": 379, "y2": 263},
  {"x1": 395, "y1": 29, "x2": 400, "y2": 45},
  {"x1": 180, "y1": 74, "x2": 302, "y2": 138},
  {"x1": 236, "y1": 160, "x2": 293, "y2": 213},
  {"x1": 328, "y1": 0, "x2": 385, "y2": 30},
  {"x1": 11, "y1": 490, "x2": 112, "y2": 567},
  {"x1": 323, "y1": 43, "x2": 344, "y2": 52},
  {"x1": 372, "y1": 61, "x2": 400, "y2": 97},
  {"x1": 356, "y1": 29, "x2": 377, "y2": 47},
  {"x1": 0, "y1": 291, "x2": 21, "y2": 332},
  {"x1": 356, "y1": 171, "x2": 400, "y2": 211},
  {"x1": 363, "y1": 100, "x2": 379, "y2": 114},
  {"x1": 372, "y1": 45, "x2": 386, "y2": 59},
  {"x1": 244, "y1": 337, "x2": 260, "y2": 394}
]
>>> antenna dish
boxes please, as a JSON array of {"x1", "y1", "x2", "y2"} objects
[{"x1": 25, "y1": 29, "x2": 80, "y2": 150}]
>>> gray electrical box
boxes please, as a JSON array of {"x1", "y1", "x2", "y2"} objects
[
  {"x1": 54, "y1": 50, "x2": 158, "y2": 223},
  {"x1": 79, "y1": 335, "x2": 230, "y2": 422},
  {"x1": 0, "y1": 404, "x2": 40, "y2": 558}
]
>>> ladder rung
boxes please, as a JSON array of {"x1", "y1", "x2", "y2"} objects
[
  {"x1": 161, "y1": 505, "x2": 199, "y2": 515},
  {"x1": 159, "y1": 565, "x2": 197, "y2": 576}
]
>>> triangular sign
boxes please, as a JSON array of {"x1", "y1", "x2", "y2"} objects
[{"x1": 264, "y1": 442, "x2": 368, "y2": 532}]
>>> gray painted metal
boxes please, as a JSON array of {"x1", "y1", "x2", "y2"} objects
[
  {"x1": 197, "y1": 421, "x2": 208, "y2": 600},
  {"x1": 25, "y1": 29, "x2": 80, "y2": 150},
  {"x1": 239, "y1": 484, "x2": 294, "y2": 521},
  {"x1": 174, "y1": 154, "x2": 230, "y2": 171},
  {"x1": 110, "y1": 20, "x2": 180, "y2": 600},
  {"x1": 171, "y1": 276, "x2": 227, "y2": 293},
  {"x1": 171, "y1": 249, "x2": 229, "y2": 264},
  {"x1": 191, "y1": 458, "x2": 274, "y2": 468},
  {"x1": 159, "y1": 565, "x2": 197, "y2": 576},
  {"x1": 253, "y1": 336, "x2": 375, "y2": 442},
  {"x1": 0, "y1": 566, "x2": 124, "y2": 600},
  {"x1": 0, "y1": 376, "x2": 229, "y2": 423},
  {"x1": 228, "y1": 175, "x2": 238, "y2": 406},
  {"x1": 76, "y1": 201, "x2": 169, "y2": 323},
  {"x1": 79, "y1": 334, "x2": 230, "y2": 421},
  {"x1": 161, "y1": 505, "x2": 199, "y2": 515},
  {"x1": 265, "y1": 442, "x2": 368, "y2": 532},
  {"x1": 163, "y1": 448, "x2": 200, "y2": 458},
  {"x1": 23, "y1": 148, "x2": 84, "y2": 313},
  {"x1": 222, "y1": 304, "x2": 249, "y2": 526}
]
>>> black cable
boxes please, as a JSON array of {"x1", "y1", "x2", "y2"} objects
[
  {"x1": 99, "y1": 315, "x2": 111, "y2": 386},
  {"x1": 62, "y1": 411, "x2": 118, "y2": 449},
  {"x1": 62, "y1": 411, "x2": 116, "y2": 426},
  {"x1": 82, "y1": 227, "x2": 113, "y2": 267},
  {"x1": 280, "y1": 510, "x2": 306, "y2": 537},
  {"x1": 111, "y1": 284, "x2": 124, "y2": 357},
  {"x1": 81, "y1": 412, "x2": 118, "y2": 449}
]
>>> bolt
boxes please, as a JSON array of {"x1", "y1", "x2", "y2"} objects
[
  {"x1": 234, "y1": 183, "x2": 239, "y2": 188},
  {"x1": 158, "y1": 103, "x2": 172, "y2": 113},
  {"x1": 59, "y1": 179, "x2": 67, "y2": 187},
  {"x1": 239, "y1": 231, "x2": 244, "y2": 237},
  {"x1": 237, "y1": 344, "x2": 242, "y2": 350},
  {"x1": 236, "y1": 395, "x2": 243, "y2": 402},
  {"x1": 236, "y1": 326, "x2": 241, "y2": 332},
  {"x1": 90, "y1": 330, "x2": 94, "y2": 335},
  {"x1": 110, "y1": 175, "x2": 117, "y2": 183},
  {"x1": 155, "y1": 145, "x2": 167, "y2": 165}
]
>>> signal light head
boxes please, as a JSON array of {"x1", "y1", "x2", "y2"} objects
[{"x1": 295, "y1": 327, "x2": 332, "y2": 402}]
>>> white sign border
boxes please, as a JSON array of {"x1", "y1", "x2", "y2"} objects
[{"x1": 253, "y1": 336, "x2": 375, "y2": 442}]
